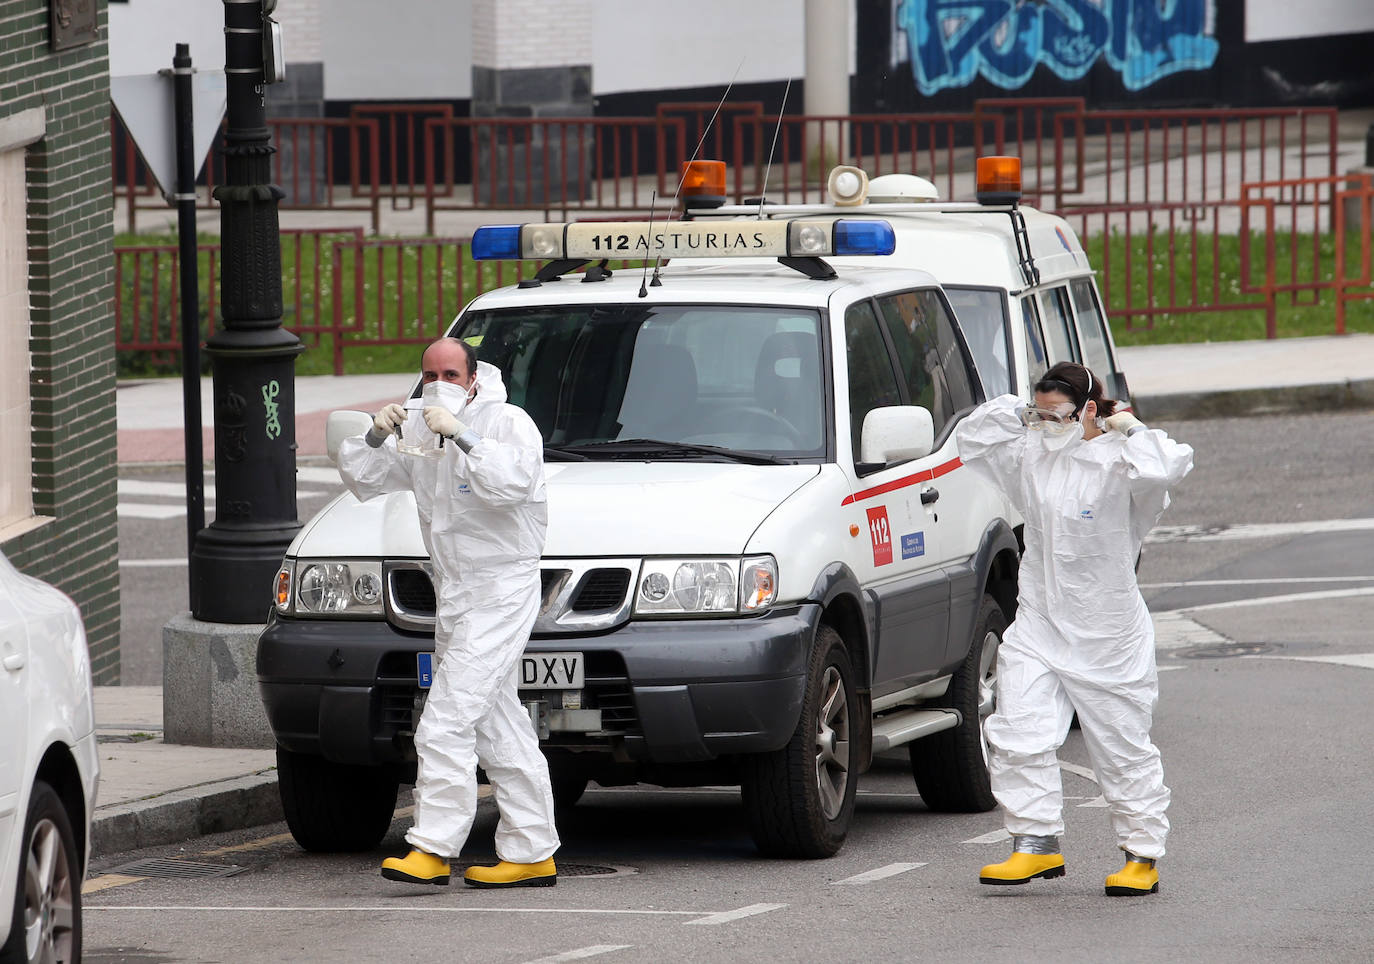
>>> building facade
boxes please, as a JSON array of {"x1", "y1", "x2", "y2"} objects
[{"x1": 1, "y1": 0, "x2": 120, "y2": 681}]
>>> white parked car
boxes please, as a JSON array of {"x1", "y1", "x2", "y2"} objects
[{"x1": 0, "y1": 549, "x2": 98, "y2": 963}]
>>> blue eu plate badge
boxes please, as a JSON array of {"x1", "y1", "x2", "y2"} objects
[{"x1": 417, "y1": 652, "x2": 434, "y2": 689}]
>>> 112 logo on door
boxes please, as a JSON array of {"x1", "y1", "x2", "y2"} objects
[{"x1": 866, "y1": 505, "x2": 893, "y2": 566}]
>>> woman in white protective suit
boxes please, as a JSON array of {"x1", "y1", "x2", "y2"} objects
[
  {"x1": 338, "y1": 337, "x2": 560, "y2": 889},
  {"x1": 955, "y1": 361, "x2": 1193, "y2": 897}
]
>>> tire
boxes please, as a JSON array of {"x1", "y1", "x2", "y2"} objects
[
  {"x1": 545, "y1": 756, "x2": 589, "y2": 809},
  {"x1": 276, "y1": 748, "x2": 399, "y2": 853},
  {"x1": 740, "y1": 624, "x2": 858, "y2": 859},
  {"x1": 2, "y1": 780, "x2": 81, "y2": 964},
  {"x1": 909, "y1": 594, "x2": 1006, "y2": 813}
]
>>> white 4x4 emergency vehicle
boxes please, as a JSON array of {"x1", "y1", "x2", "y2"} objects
[{"x1": 258, "y1": 157, "x2": 1130, "y2": 859}]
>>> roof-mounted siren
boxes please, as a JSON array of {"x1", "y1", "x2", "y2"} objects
[
  {"x1": 826, "y1": 165, "x2": 870, "y2": 206},
  {"x1": 976, "y1": 155, "x2": 1022, "y2": 206},
  {"x1": 680, "y1": 160, "x2": 727, "y2": 210}
]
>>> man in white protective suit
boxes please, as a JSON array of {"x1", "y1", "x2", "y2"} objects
[
  {"x1": 954, "y1": 361, "x2": 1193, "y2": 897},
  {"x1": 338, "y1": 336, "x2": 560, "y2": 888}
]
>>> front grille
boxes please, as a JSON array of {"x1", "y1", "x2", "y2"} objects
[
  {"x1": 380, "y1": 686, "x2": 415, "y2": 729},
  {"x1": 570, "y1": 568, "x2": 632, "y2": 612},
  {"x1": 390, "y1": 568, "x2": 436, "y2": 616}
]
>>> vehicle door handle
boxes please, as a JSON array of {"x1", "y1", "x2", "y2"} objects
[
  {"x1": 920, "y1": 487, "x2": 940, "y2": 505},
  {"x1": 2, "y1": 651, "x2": 24, "y2": 672}
]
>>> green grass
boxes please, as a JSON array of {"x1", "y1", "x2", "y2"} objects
[
  {"x1": 115, "y1": 227, "x2": 1374, "y2": 377},
  {"x1": 1085, "y1": 228, "x2": 1374, "y2": 346}
]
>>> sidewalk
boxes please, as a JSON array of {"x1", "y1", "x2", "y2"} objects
[{"x1": 98, "y1": 333, "x2": 1374, "y2": 859}]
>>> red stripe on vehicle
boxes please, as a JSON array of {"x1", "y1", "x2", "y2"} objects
[{"x1": 840, "y1": 456, "x2": 962, "y2": 506}]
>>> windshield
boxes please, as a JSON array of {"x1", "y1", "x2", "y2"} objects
[
  {"x1": 944, "y1": 286, "x2": 1013, "y2": 397},
  {"x1": 455, "y1": 304, "x2": 827, "y2": 460}
]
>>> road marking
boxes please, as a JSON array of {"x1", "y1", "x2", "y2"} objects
[
  {"x1": 118, "y1": 557, "x2": 188, "y2": 568},
  {"x1": 81, "y1": 874, "x2": 143, "y2": 895},
  {"x1": 86, "y1": 906, "x2": 709, "y2": 918},
  {"x1": 963, "y1": 829, "x2": 1010, "y2": 844},
  {"x1": 117, "y1": 503, "x2": 188, "y2": 520},
  {"x1": 1076, "y1": 795, "x2": 1108, "y2": 808},
  {"x1": 834, "y1": 862, "x2": 925, "y2": 884},
  {"x1": 523, "y1": 947, "x2": 633, "y2": 964},
  {"x1": 684, "y1": 903, "x2": 787, "y2": 926},
  {"x1": 1246, "y1": 653, "x2": 1374, "y2": 670},
  {"x1": 1141, "y1": 576, "x2": 1374, "y2": 589},
  {"x1": 1152, "y1": 611, "x2": 1232, "y2": 650},
  {"x1": 1147, "y1": 517, "x2": 1374, "y2": 544},
  {"x1": 1160, "y1": 586, "x2": 1374, "y2": 615},
  {"x1": 197, "y1": 805, "x2": 418, "y2": 858},
  {"x1": 296, "y1": 466, "x2": 343, "y2": 485},
  {"x1": 1058, "y1": 761, "x2": 1099, "y2": 784}
]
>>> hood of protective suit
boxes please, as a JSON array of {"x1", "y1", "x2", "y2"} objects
[
  {"x1": 542, "y1": 462, "x2": 820, "y2": 556},
  {"x1": 297, "y1": 462, "x2": 820, "y2": 558}
]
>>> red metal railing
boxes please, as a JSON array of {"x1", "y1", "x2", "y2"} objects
[
  {"x1": 729, "y1": 111, "x2": 1004, "y2": 205},
  {"x1": 421, "y1": 115, "x2": 690, "y2": 232}
]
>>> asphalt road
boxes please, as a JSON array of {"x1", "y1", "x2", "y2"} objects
[{"x1": 95, "y1": 410, "x2": 1374, "y2": 961}]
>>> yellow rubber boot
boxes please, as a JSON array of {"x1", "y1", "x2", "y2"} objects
[
  {"x1": 463, "y1": 857, "x2": 558, "y2": 889},
  {"x1": 1105, "y1": 855, "x2": 1159, "y2": 896},
  {"x1": 979, "y1": 851, "x2": 1066, "y2": 886},
  {"x1": 381, "y1": 849, "x2": 451, "y2": 886}
]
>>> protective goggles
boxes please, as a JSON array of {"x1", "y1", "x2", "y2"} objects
[{"x1": 1018, "y1": 402, "x2": 1080, "y2": 434}]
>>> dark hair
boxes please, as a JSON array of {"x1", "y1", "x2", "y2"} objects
[{"x1": 1035, "y1": 361, "x2": 1118, "y2": 418}]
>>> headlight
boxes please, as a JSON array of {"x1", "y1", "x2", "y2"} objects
[
  {"x1": 634, "y1": 555, "x2": 777, "y2": 616},
  {"x1": 289, "y1": 559, "x2": 386, "y2": 617}
]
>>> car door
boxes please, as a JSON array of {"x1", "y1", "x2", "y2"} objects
[
  {"x1": 838, "y1": 295, "x2": 950, "y2": 698},
  {"x1": 0, "y1": 565, "x2": 30, "y2": 861}
]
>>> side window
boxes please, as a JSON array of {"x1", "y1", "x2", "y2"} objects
[
  {"x1": 843, "y1": 300, "x2": 901, "y2": 458},
  {"x1": 876, "y1": 289, "x2": 977, "y2": 438},
  {"x1": 1038, "y1": 285, "x2": 1079, "y2": 364},
  {"x1": 1019, "y1": 296, "x2": 1048, "y2": 385},
  {"x1": 1069, "y1": 278, "x2": 1113, "y2": 379},
  {"x1": 944, "y1": 286, "x2": 1013, "y2": 397}
]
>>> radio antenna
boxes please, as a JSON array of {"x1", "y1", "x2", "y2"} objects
[
  {"x1": 638, "y1": 189, "x2": 659, "y2": 298},
  {"x1": 648, "y1": 57, "x2": 745, "y2": 287},
  {"x1": 757, "y1": 77, "x2": 791, "y2": 219}
]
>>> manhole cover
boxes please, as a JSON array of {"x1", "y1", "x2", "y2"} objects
[
  {"x1": 1176, "y1": 642, "x2": 1274, "y2": 659},
  {"x1": 108, "y1": 858, "x2": 245, "y2": 880},
  {"x1": 454, "y1": 862, "x2": 627, "y2": 878}
]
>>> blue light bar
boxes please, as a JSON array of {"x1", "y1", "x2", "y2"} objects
[
  {"x1": 833, "y1": 219, "x2": 896, "y2": 257},
  {"x1": 472, "y1": 225, "x2": 522, "y2": 260}
]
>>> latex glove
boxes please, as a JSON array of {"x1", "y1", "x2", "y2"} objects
[
  {"x1": 1105, "y1": 411, "x2": 1145, "y2": 435},
  {"x1": 373, "y1": 403, "x2": 407, "y2": 436},
  {"x1": 423, "y1": 406, "x2": 467, "y2": 439}
]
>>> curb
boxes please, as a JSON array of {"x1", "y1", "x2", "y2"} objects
[
  {"x1": 91, "y1": 770, "x2": 283, "y2": 858},
  {"x1": 1133, "y1": 378, "x2": 1374, "y2": 421}
]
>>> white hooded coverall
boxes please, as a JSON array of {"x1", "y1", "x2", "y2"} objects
[
  {"x1": 338, "y1": 361, "x2": 559, "y2": 863},
  {"x1": 955, "y1": 394, "x2": 1193, "y2": 858}
]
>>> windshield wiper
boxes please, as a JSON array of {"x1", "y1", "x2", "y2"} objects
[
  {"x1": 564, "y1": 438, "x2": 789, "y2": 465},
  {"x1": 543, "y1": 446, "x2": 589, "y2": 462}
]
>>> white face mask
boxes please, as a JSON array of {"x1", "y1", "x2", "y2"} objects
[
  {"x1": 1040, "y1": 420, "x2": 1083, "y2": 451},
  {"x1": 421, "y1": 379, "x2": 475, "y2": 415}
]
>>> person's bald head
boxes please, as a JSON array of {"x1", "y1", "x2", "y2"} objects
[{"x1": 421, "y1": 337, "x2": 477, "y2": 389}]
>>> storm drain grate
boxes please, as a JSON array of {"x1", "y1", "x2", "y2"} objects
[
  {"x1": 1176, "y1": 642, "x2": 1275, "y2": 659},
  {"x1": 454, "y1": 862, "x2": 627, "y2": 878},
  {"x1": 107, "y1": 858, "x2": 246, "y2": 880}
]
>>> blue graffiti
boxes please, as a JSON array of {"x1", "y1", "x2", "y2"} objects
[{"x1": 897, "y1": 0, "x2": 1220, "y2": 95}]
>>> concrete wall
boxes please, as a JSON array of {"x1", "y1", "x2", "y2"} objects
[{"x1": 0, "y1": 0, "x2": 120, "y2": 681}]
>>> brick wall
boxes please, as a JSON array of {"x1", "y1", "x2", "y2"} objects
[
  {"x1": 0, "y1": 0, "x2": 120, "y2": 682},
  {"x1": 471, "y1": 0, "x2": 591, "y2": 70}
]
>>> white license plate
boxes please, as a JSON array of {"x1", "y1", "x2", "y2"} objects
[{"x1": 416, "y1": 651, "x2": 584, "y2": 690}]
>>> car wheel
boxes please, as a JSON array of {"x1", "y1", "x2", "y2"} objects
[
  {"x1": 909, "y1": 594, "x2": 1006, "y2": 812},
  {"x1": 740, "y1": 624, "x2": 858, "y2": 858},
  {"x1": 276, "y1": 748, "x2": 399, "y2": 852},
  {"x1": 2, "y1": 780, "x2": 81, "y2": 964},
  {"x1": 544, "y1": 755, "x2": 589, "y2": 809}
]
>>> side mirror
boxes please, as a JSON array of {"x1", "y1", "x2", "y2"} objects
[
  {"x1": 326, "y1": 410, "x2": 374, "y2": 463},
  {"x1": 860, "y1": 406, "x2": 934, "y2": 465}
]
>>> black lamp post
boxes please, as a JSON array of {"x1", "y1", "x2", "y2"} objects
[{"x1": 189, "y1": 0, "x2": 301, "y2": 622}]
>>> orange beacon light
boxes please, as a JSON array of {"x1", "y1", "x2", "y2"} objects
[{"x1": 975, "y1": 156, "x2": 1022, "y2": 205}]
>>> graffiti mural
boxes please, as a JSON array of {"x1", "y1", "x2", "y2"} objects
[{"x1": 896, "y1": 0, "x2": 1220, "y2": 95}]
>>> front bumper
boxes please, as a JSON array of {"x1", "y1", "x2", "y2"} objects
[{"x1": 256, "y1": 604, "x2": 819, "y2": 767}]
